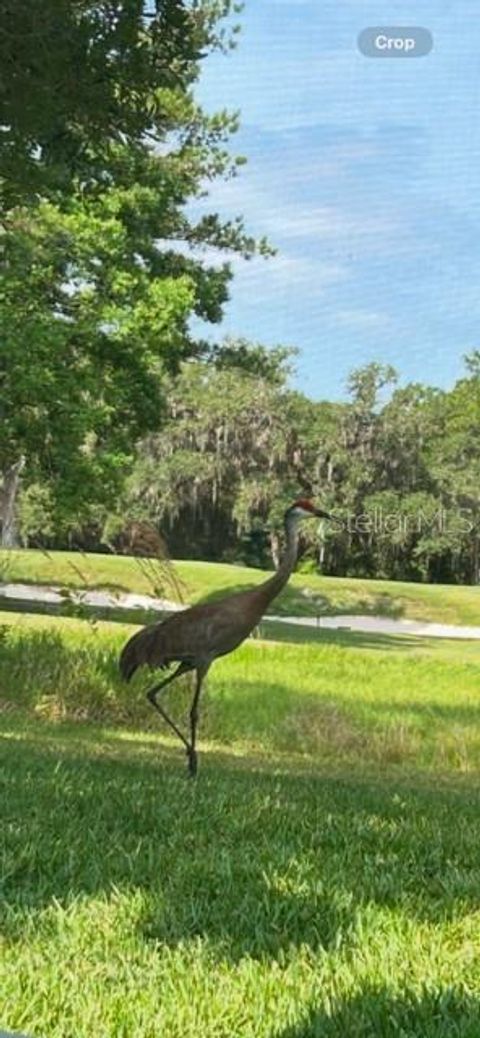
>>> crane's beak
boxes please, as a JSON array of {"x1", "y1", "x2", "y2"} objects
[{"x1": 314, "y1": 508, "x2": 344, "y2": 526}]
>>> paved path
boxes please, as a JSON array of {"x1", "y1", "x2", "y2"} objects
[
  {"x1": 268, "y1": 613, "x2": 480, "y2": 640},
  {"x1": 1, "y1": 582, "x2": 479, "y2": 640},
  {"x1": 0, "y1": 582, "x2": 183, "y2": 613}
]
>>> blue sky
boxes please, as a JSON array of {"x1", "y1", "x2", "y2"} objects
[{"x1": 191, "y1": 0, "x2": 480, "y2": 400}]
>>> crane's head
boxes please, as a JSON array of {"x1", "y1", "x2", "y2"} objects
[{"x1": 286, "y1": 498, "x2": 343, "y2": 525}]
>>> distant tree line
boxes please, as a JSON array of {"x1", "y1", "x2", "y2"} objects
[{"x1": 13, "y1": 339, "x2": 480, "y2": 586}]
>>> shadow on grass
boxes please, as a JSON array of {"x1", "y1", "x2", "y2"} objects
[
  {"x1": 276, "y1": 984, "x2": 480, "y2": 1037},
  {"x1": 258, "y1": 620, "x2": 422, "y2": 652},
  {"x1": 1, "y1": 719, "x2": 480, "y2": 964},
  {"x1": 191, "y1": 582, "x2": 406, "y2": 620}
]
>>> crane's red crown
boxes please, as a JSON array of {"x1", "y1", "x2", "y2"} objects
[{"x1": 291, "y1": 498, "x2": 315, "y2": 512}]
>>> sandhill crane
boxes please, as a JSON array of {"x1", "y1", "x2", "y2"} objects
[{"x1": 119, "y1": 499, "x2": 341, "y2": 776}]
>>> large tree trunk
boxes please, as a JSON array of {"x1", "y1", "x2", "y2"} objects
[{"x1": 0, "y1": 456, "x2": 25, "y2": 547}]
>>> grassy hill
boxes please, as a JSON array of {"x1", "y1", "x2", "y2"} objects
[{"x1": 1, "y1": 548, "x2": 479, "y2": 625}]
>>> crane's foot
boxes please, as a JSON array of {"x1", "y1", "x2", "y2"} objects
[{"x1": 186, "y1": 745, "x2": 198, "y2": 778}]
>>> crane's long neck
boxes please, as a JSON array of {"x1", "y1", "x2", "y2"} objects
[{"x1": 257, "y1": 515, "x2": 300, "y2": 609}]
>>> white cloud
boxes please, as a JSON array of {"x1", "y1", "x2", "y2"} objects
[
  {"x1": 193, "y1": 250, "x2": 346, "y2": 300},
  {"x1": 262, "y1": 205, "x2": 398, "y2": 241},
  {"x1": 334, "y1": 308, "x2": 391, "y2": 329}
]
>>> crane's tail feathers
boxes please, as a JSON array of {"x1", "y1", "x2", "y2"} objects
[
  {"x1": 119, "y1": 624, "x2": 168, "y2": 682},
  {"x1": 119, "y1": 618, "x2": 196, "y2": 683},
  {"x1": 119, "y1": 633, "x2": 141, "y2": 682}
]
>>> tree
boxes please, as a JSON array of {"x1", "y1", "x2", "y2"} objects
[
  {"x1": 426, "y1": 352, "x2": 480, "y2": 583},
  {"x1": 0, "y1": 1, "x2": 240, "y2": 206},
  {"x1": 0, "y1": 2, "x2": 271, "y2": 544},
  {"x1": 212, "y1": 337, "x2": 296, "y2": 386},
  {"x1": 300, "y1": 363, "x2": 399, "y2": 577},
  {"x1": 0, "y1": 198, "x2": 197, "y2": 539},
  {"x1": 116, "y1": 348, "x2": 307, "y2": 565}
]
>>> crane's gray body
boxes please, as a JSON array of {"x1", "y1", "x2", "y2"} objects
[
  {"x1": 120, "y1": 583, "x2": 271, "y2": 680},
  {"x1": 118, "y1": 501, "x2": 338, "y2": 773}
]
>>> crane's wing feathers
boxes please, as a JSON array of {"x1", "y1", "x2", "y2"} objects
[{"x1": 119, "y1": 591, "x2": 261, "y2": 682}]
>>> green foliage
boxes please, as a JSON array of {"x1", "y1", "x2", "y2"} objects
[
  {"x1": 0, "y1": 1, "x2": 240, "y2": 206},
  {"x1": 122, "y1": 352, "x2": 301, "y2": 563},
  {"x1": 0, "y1": 3, "x2": 270, "y2": 539},
  {"x1": 212, "y1": 336, "x2": 296, "y2": 385},
  {"x1": 105, "y1": 352, "x2": 480, "y2": 583},
  {"x1": 295, "y1": 358, "x2": 480, "y2": 583},
  {"x1": 17, "y1": 483, "x2": 56, "y2": 544}
]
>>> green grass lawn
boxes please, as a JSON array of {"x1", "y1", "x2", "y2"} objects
[
  {"x1": 1, "y1": 609, "x2": 480, "y2": 765},
  {"x1": 2, "y1": 611, "x2": 480, "y2": 1035},
  {"x1": 2, "y1": 547, "x2": 480, "y2": 624}
]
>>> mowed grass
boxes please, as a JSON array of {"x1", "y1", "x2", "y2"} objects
[
  {"x1": 2, "y1": 547, "x2": 480, "y2": 624},
  {"x1": 2, "y1": 611, "x2": 480, "y2": 1036},
  {"x1": 1, "y1": 610, "x2": 480, "y2": 767}
]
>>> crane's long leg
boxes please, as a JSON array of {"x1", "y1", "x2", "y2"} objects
[
  {"x1": 187, "y1": 663, "x2": 210, "y2": 778},
  {"x1": 146, "y1": 662, "x2": 193, "y2": 753}
]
